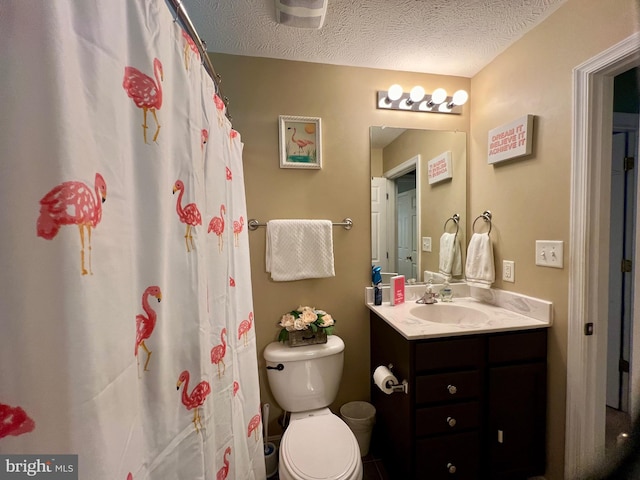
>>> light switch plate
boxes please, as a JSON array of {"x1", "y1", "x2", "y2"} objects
[
  {"x1": 422, "y1": 237, "x2": 432, "y2": 252},
  {"x1": 535, "y1": 240, "x2": 563, "y2": 268}
]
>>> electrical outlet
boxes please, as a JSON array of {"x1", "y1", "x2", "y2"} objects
[
  {"x1": 422, "y1": 237, "x2": 432, "y2": 252},
  {"x1": 535, "y1": 240, "x2": 564, "y2": 268},
  {"x1": 503, "y1": 260, "x2": 515, "y2": 282}
]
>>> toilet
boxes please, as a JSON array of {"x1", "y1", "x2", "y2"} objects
[{"x1": 264, "y1": 335, "x2": 363, "y2": 480}]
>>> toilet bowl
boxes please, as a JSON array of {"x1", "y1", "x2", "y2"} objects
[
  {"x1": 263, "y1": 336, "x2": 364, "y2": 480},
  {"x1": 279, "y1": 409, "x2": 363, "y2": 480}
]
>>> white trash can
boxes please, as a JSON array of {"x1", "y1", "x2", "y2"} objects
[{"x1": 340, "y1": 401, "x2": 376, "y2": 457}]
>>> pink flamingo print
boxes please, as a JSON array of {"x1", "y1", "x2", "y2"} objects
[
  {"x1": 229, "y1": 277, "x2": 235, "y2": 287},
  {"x1": 135, "y1": 285, "x2": 162, "y2": 372},
  {"x1": 123, "y1": 58, "x2": 163, "y2": 144},
  {"x1": 0, "y1": 403, "x2": 35, "y2": 439},
  {"x1": 201, "y1": 129, "x2": 209, "y2": 166},
  {"x1": 216, "y1": 447, "x2": 232, "y2": 480},
  {"x1": 127, "y1": 474, "x2": 133, "y2": 480},
  {"x1": 201, "y1": 129, "x2": 209, "y2": 150},
  {"x1": 238, "y1": 312, "x2": 253, "y2": 347},
  {"x1": 177, "y1": 370, "x2": 211, "y2": 433},
  {"x1": 229, "y1": 129, "x2": 238, "y2": 150},
  {"x1": 182, "y1": 29, "x2": 200, "y2": 70},
  {"x1": 37, "y1": 173, "x2": 107, "y2": 276},
  {"x1": 233, "y1": 216, "x2": 244, "y2": 247},
  {"x1": 289, "y1": 127, "x2": 314, "y2": 153},
  {"x1": 210, "y1": 328, "x2": 227, "y2": 378},
  {"x1": 225, "y1": 166, "x2": 232, "y2": 180},
  {"x1": 173, "y1": 180, "x2": 202, "y2": 252},
  {"x1": 213, "y1": 93, "x2": 225, "y2": 126},
  {"x1": 247, "y1": 407, "x2": 261, "y2": 441},
  {"x1": 207, "y1": 204, "x2": 226, "y2": 252},
  {"x1": 232, "y1": 381, "x2": 239, "y2": 396}
]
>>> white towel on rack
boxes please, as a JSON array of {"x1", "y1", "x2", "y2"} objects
[
  {"x1": 464, "y1": 233, "x2": 495, "y2": 288},
  {"x1": 438, "y1": 232, "x2": 462, "y2": 279},
  {"x1": 266, "y1": 219, "x2": 335, "y2": 281}
]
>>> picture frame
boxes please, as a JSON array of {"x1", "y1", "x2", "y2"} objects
[{"x1": 279, "y1": 115, "x2": 322, "y2": 169}]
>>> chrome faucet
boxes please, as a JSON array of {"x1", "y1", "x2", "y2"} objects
[{"x1": 416, "y1": 281, "x2": 438, "y2": 304}]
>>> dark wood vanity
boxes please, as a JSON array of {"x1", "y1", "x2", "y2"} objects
[{"x1": 370, "y1": 311, "x2": 547, "y2": 480}]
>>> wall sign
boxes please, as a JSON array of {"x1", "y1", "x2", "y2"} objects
[
  {"x1": 427, "y1": 151, "x2": 452, "y2": 184},
  {"x1": 487, "y1": 114, "x2": 534, "y2": 164}
]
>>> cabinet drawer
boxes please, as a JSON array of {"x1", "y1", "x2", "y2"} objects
[
  {"x1": 416, "y1": 401, "x2": 480, "y2": 436},
  {"x1": 488, "y1": 329, "x2": 547, "y2": 364},
  {"x1": 416, "y1": 337, "x2": 482, "y2": 371},
  {"x1": 416, "y1": 431, "x2": 480, "y2": 479},
  {"x1": 416, "y1": 370, "x2": 481, "y2": 404}
]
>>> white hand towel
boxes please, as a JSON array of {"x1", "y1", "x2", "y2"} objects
[
  {"x1": 266, "y1": 219, "x2": 335, "y2": 281},
  {"x1": 438, "y1": 232, "x2": 462, "y2": 279},
  {"x1": 464, "y1": 233, "x2": 495, "y2": 288}
]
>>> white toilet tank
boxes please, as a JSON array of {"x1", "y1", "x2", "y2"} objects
[{"x1": 264, "y1": 335, "x2": 345, "y2": 412}]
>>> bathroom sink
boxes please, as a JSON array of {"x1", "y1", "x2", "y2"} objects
[{"x1": 409, "y1": 304, "x2": 490, "y2": 326}]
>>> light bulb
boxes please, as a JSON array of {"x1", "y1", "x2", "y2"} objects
[
  {"x1": 387, "y1": 84, "x2": 403, "y2": 102},
  {"x1": 409, "y1": 86, "x2": 425, "y2": 103},
  {"x1": 452, "y1": 90, "x2": 469, "y2": 106},
  {"x1": 431, "y1": 88, "x2": 447, "y2": 105}
]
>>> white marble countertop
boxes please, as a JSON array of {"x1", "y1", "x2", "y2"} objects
[{"x1": 365, "y1": 284, "x2": 552, "y2": 340}]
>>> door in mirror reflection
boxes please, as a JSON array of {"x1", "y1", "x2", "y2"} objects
[
  {"x1": 396, "y1": 173, "x2": 417, "y2": 279},
  {"x1": 371, "y1": 177, "x2": 391, "y2": 272}
]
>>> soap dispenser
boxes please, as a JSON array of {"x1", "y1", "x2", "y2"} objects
[
  {"x1": 439, "y1": 279, "x2": 453, "y2": 302},
  {"x1": 372, "y1": 265, "x2": 382, "y2": 305}
]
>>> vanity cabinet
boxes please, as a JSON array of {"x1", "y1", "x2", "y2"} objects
[{"x1": 370, "y1": 312, "x2": 547, "y2": 480}]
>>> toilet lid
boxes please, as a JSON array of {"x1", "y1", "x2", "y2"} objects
[{"x1": 281, "y1": 414, "x2": 360, "y2": 480}]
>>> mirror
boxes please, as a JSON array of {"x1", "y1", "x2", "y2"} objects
[{"x1": 371, "y1": 127, "x2": 467, "y2": 284}]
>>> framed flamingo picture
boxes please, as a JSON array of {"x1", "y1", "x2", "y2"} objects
[{"x1": 278, "y1": 115, "x2": 322, "y2": 169}]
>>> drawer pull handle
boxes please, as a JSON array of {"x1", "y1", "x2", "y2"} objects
[
  {"x1": 447, "y1": 462, "x2": 457, "y2": 474},
  {"x1": 447, "y1": 384, "x2": 457, "y2": 395},
  {"x1": 446, "y1": 416, "x2": 457, "y2": 427}
]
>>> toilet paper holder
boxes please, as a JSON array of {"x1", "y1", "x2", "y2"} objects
[{"x1": 385, "y1": 364, "x2": 409, "y2": 394}]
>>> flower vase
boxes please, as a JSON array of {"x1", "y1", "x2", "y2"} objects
[{"x1": 287, "y1": 329, "x2": 328, "y2": 347}]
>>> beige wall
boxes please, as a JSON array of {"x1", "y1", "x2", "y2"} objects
[
  {"x1": 211, "y1": 0, "x2": 639, "y2": 477},
  {"x1": 470, "y1": 0, "x2": 639, "y2": 478}
]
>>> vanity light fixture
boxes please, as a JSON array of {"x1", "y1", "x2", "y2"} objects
[
  {"x1": 377, "y1": 85, "x2": 468, "y2": 114},
  {"x1": 382, "y1": 84, "x2": 404, "y2": 104}
]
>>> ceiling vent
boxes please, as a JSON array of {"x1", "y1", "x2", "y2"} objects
[{"x1": 275, "y1": 0, "x2": 327, "y2": 29}]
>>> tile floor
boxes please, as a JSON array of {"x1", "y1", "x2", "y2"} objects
[{"x1": 605, "y1": 406, "x2": 632, "y2": 456}]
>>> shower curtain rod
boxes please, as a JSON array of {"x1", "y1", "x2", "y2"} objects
[{"x1": 167, "y1": 0, "x2": 232, "y2": 121}]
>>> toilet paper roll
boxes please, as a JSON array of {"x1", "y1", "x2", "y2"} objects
[{"x1": 373, "y1": 365, "x2": 398, "y2": 395}]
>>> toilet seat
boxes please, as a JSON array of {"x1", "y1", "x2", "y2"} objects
[{"x1": 280, "y1": 413, "x2": 361, "y2": 480}]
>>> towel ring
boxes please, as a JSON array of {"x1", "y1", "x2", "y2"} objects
[
  {"x1": 472, "y1": 211, "x2": 492, "y2": 234},
  {"x1": 443, "y1": 214, "x2": 460, "y2": 234}
]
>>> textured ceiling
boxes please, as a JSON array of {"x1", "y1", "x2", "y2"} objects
[{"x1": 181, "y1": 0, "x2": 566, "y2": 77}]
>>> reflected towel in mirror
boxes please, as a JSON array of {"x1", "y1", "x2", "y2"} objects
[{"x1": 438, "y1": 232, "x2": 461, "y2": 279}]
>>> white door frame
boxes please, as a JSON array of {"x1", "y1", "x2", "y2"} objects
[
  {"x1": 384, "y1": 155, "x2": 421, "y2": 282},
  {"x1": 566, "y1": 31, "x2": 640, "y2": 479}
]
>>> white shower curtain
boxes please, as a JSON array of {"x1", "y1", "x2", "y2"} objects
[{"x1": 0, "y1": 1, "x2": 265, "y2": 479}]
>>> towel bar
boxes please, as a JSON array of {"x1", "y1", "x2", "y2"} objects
[
  {"x1": 248, "y1": 218, "x2": 353, "y2": 231},
  {"x1": 443, "y1": 213, "x2": 460, "y2": 234},
  {"x1": 472, "y1": 210, "x2": 492, "y2": 234}
]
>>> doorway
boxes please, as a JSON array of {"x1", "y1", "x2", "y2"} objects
[
  {"x1": 566, "y1": 32, "x2": 640, "y2": 478},
  {"x1": 606, "y1": 111, "x2": 639, "y2": 454},
  {"x1": 370, "y1": 154, "x2": 422, "y2": 281},
  {"x1": 396, "y1": 172, "x2": 417, "y2": 279}
]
